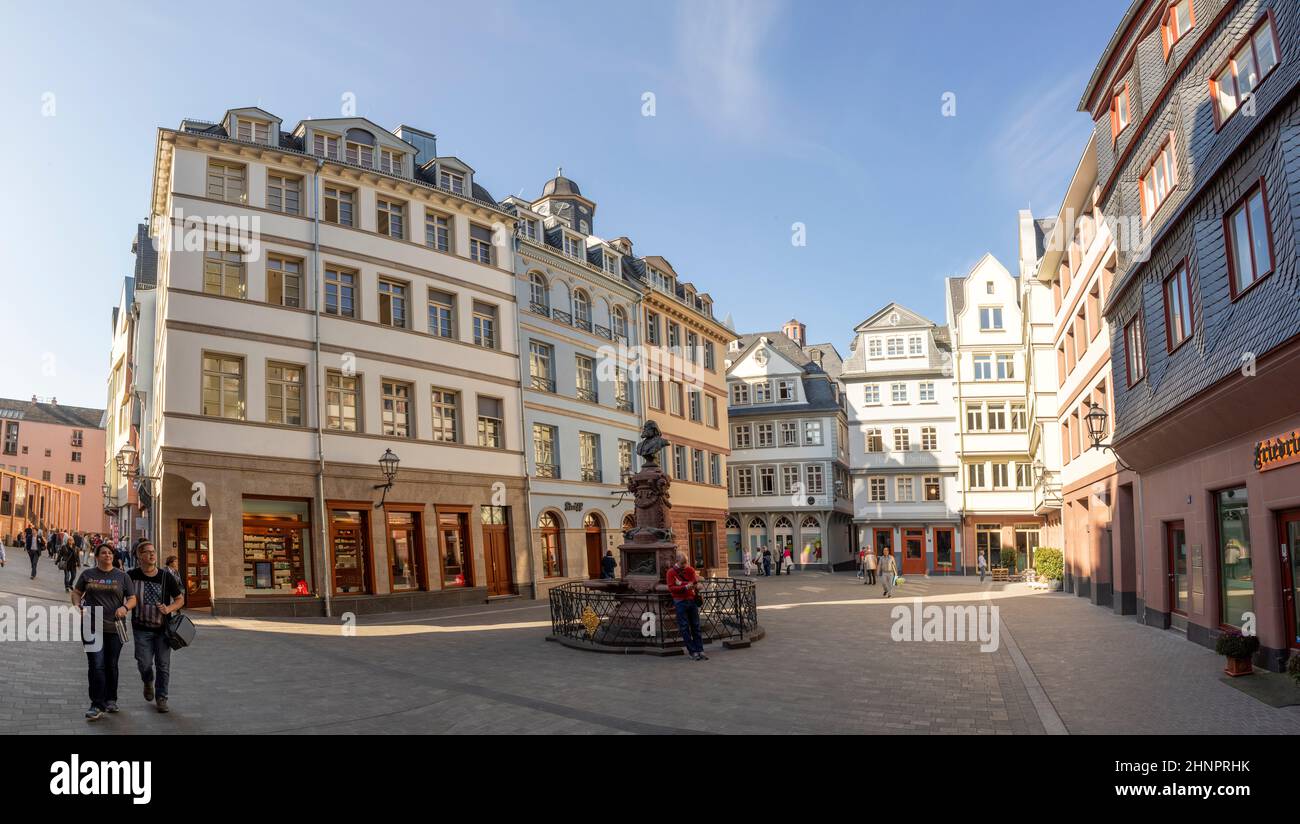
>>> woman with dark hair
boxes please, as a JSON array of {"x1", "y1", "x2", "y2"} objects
[{"x1": 72, "y1": 543, "x2": 137, "y2": 721}]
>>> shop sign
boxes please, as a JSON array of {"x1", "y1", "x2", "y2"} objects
[
  {"x1": 563, "y1": 501, "x2": 585, "y2": 512},
  {"x1": 1255, "y1": 428, "x2": 1300, "y2": 472}
]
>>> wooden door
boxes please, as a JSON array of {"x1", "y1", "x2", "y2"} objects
[
  {"x1": 1166, "y1": 520, "x2": 1188, "y2": 617},
  {"x1": 177, "y1": 519, "x2": 211, "y2": 608},
  {"x1": 934, "y1": 528, "x2": 955, "y2": 572},
  {"x1": 330, "y1": 509, "x2": 371, "y2": 595},
  {"x1": 585, "y1": 529, "x2": 602, "y2": 579},
  {"x1": 1278, "y1": 511, "x2": 1300, "y2": 650},
  {"x1": 873, "y1": 527, "x2": 894, "y2": 566},
  {"x1": 902, "y1": 528, "x2": 926, "y2": 574},
  {"x1": 483, "y1": 523, "x2": 513, "y2": 596}
]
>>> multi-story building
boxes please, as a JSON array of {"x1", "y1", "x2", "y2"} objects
[
  {"x1": 947, "y1": 255, "x2": 1045, "y2": 572},
  {"x1": 140, "y1": 107, "x2": 530, "y2": 615},
  {"x1": 724, "y1": 322, "x2": 852, "y2": 571},
  {"x1": 841, "y1": 304, "x2": 962, "y2": 575},
  {"x1": 1082, "y1": 0, "x2": 1300, "y2": 668},
  {"x1": 633, "y1": 250, "x2": 731, "y2": 577},
  {"x1": 502, "y1": 174, "x2": 641, "y2": 595},
  {"x1": 0, "y1": 397, "x2": 105, "y2": 535}
]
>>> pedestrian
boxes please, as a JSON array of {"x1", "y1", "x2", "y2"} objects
[
  {"x1": 37, "y1": 527, "x2": 47, "y2": 557},
  {"x1": 110, "y1": 542, "x2": 124, "y2": 570},
  {"x1": 774, "y1": 545, "x2": 784, "y2": 575},
  {"x1": 761, "y1": 546, "x2": 772, "y2": 577},
  {"x1": 72, "y1": 543, "x2": 138, "y2": 721},
  {"x1": 783, "y1": 546, "x2": 794, "y2": 575},
  {"x1": 600, "y1": 549, "x2": 617, "y2": 579},
  {"x1": 977, "y1": 550, "x2": 988, "y2": 583},
  {"x1": 666, "y1": 553, "x2": 707, "y2": 661},
  {"x1": 164, "y1": 555, "x2": 182, "y2": 583},
  {"x1": 56, "y1": 537, "x2": 80, "y2": 590},
  {"x1": 129, "y1": 542, "x2": 184, "y2": 713},
  {"x1": 863, "y1": 548, "x2": 877, "y2": 585},
  {"x1": 25, "y1": 524, "x2": 40, "y2": 579},
  {"x1": 742, "y1": 546, "x2": 754, "y2": 577},
  {"x1": 879, "y1": 549, "x2": 898, "y2": 598}
]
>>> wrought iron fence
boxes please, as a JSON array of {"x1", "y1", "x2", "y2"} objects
[
  {"x1": 552, "y1": 309, "x2": 573, "y2": 326},
  {"x1": 548, "y1": 578, "x2": 758, "y2": 650}
]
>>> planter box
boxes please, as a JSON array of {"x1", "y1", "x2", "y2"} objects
[{"x1": 1224, "y1": 656, "x2": 1254, "y2": 677}]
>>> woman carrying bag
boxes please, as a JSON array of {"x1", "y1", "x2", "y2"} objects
[{"x1": 879, "y1": 550, "x2": 898, "y2": 598}]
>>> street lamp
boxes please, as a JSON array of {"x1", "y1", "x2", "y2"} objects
[
  {"x1": 1032, "y1": 457, "x2": 1062, "y2": 506},
  {"x1": 1083, "y1": 402, "x2": 1132, "y2": 470},
  {"x1": 114, "y1": 443, "x2": 138, "y2": 477},
  {"x1": 374, "y1": 449, "x2": 400, "y2": 508}
]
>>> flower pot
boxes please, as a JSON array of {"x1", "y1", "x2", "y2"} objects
[
  {"x1": 1049, "y1": 579, "x2": 1062, "y2": 591},
  {"x1": 1224, "y1": 655, "x2": 1254, "y2": 677}
]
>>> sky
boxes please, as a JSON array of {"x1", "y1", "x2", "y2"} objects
[{"x1": 0, "y1": 0, "x2": 1131, "y2": 408}]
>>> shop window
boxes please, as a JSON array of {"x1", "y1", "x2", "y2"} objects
[
  {"x1": 439, "y1": 510, "x2": 473, "y2": 587},
  {"x1": 330, "y1": 508, "x2": 372, "y2": 595},
  {"x1": 242, "y1": 498, "x2": 312, "y2": 595},
  {"x1": 386, "y1": 510, "x2": 424, "y2": 592},
  {"x1": 1216, "y1": 487, "x2": 1252, "y2": 628}
]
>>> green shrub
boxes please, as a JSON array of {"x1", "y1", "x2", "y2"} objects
[
  {"x1": 1214, "y1": 629, "x2": 1260, "y2": 659},
  {"x1": 1288, "y1": 654, "x2": 1300, "y2": 687},
  {"x1": 1033, "y1": 548, "x2": 1064, "y2": 581}
]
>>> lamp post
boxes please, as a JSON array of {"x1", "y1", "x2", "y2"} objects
[
  {"x1": 1032, "y1": 457, "x2": 1062, "y2": 506},
  {"x1": 374, "y1": 449, "x2": 400, "y2": 508},
  {"x1": 1083, "y1": 402, "x2": 1132, "y2": 470}
]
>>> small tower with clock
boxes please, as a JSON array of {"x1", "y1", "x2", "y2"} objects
[{"x1": 532, "y1": 167, "x2": 598, "y2": 236}]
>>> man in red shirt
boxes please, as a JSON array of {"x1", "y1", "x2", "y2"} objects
[{"x1": 666, "y1": 553, "x2": 708, "y2": 661}]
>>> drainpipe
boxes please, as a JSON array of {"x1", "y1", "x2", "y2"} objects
[
  {"x1": 512, "y1": 234, "x2": 538, "y2": 597},
  {"x1": 951, "y1": 322, "x2": 968, "y2": 574},
  {"x1": 311, "y1": 157, "x2": 332, "y2": 619}
]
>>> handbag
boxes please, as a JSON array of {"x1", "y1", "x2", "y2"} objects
[
  {"x1": 114, "y1": 615, "x2": 130, "y2": 639},
  {"x1": 165, "y1": 611, "x2": 197, "y2": 650}
]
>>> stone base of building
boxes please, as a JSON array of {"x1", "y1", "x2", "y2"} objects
[
  {"x1": 1112, "y1": 588, "x2": 1137, "y2": 616},
  {"x1": 1092, "y1": 580, "x2": 1112, "y2": 609},
  {"x1": 213, "y1": 586, "x2": 491, "y2": 617}
]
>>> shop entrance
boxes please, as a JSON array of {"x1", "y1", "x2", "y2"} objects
[
  {"x1": 584, "y1": 511, "x2": 604, "y2": 579},
  {"x1": 873, "y1": 527, "x2": 894, "y2": 565},
  {"x1": 1166, "y1": 520, "x2": 1189, "y2": 631},
  {"x1": 902, "y1": 528, "x2": 925, "y2": 575},
  {"x1": 481, "y1": 506, "x2": 513, "y2": 597},
  {"x1": 1278, "y1": 510, "x2": 1300, "y2": 650},
  {"x1": 177, "y1": 519, "x2": 211, "y2": 608},
  {"x1": 934, "y1": 527, "x2": 955, "y2": 573},
  {"x1": 438, "y1": 508, "x2": 473, "y2": 588},
  {"x1": 329, "y1": 508, "x2": 371, "y2": 595}
]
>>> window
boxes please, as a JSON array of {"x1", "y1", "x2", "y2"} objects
[
  {"x1": 688, "y1": 389, "x2": 702, "y2": 422},
  {"x1": 706, "y1": 396, "x2": 718, "y2": 427},
  {"x1": 575, "y1": 355, "x2": 597, "y2": 402},
  {"x1": 648, "y1": 377, "x2": 663, "y2": 411},
  {"x1": 987, "y1": 403, "x2": 1006, "y2": 431},
  {"x1": 469, "y1": 225, "x2": 494, "y2": 265},
  {"x1": 667, "y1": 323, "x2": 681, "y2": 352},
  {"x1": 924, "y1": 476, "x2": 941, "y2": 502},
  {"x1": 478, "y1": 397, "x2": 504, "y2": 448},
  {"x1": 573, "y1": 290, "x2": 591, "y2": 330},
  {"x1": 427, "y1": 289, "x2": 454, "y2": 338},
  {"x1": 1110, "y1": 83, "x2": 1131, "y2": 141},
  {"x1": 754, "y1": 381, "x2": 771, "y2": 403},
  {"x1": 776, "y1": 379, "x2": 795, "y2": 401},
  {"x1": 439, "y1": 169, "x2": 465, "y2": 195},
  {"x1": 710, "y1": 454, "x2": 721, "y2": 486},
  {"x1": 756, "y1": 423, "x2": 774, "y2": 448},
  {"x1": 674, "y1": 446, "x2": 688, "y2": 480},
  {"x1": 65, "y1": 473, "x2": 74, "y2": 484},
  {"x1": 618, "y1": 439, "x2": 635, "y2": 480},
  {"x1": 267, "y1": 173, "x2": 301, "y2": 215},
  {"x1": 266, "y1": 362, "x2": 303, "y2": 425},
  {"x1": 1163, "y1": 263, "x2": 1195, "y2": 351},
  {"x1": 921, "y1": 426, "x2": 937, "y2": 451},
  {"x1": 266, "y1": 255, "x2": 302, "y2": 307},
  {"x1": 579, "y1": 428, "x2": 598, "y2": 480},
  {"x1": 869, "y1": 477, "x2": 886, "y2": 502},
  {"x1": 203, "y1": 239, "x2": 244, "y2": 298},
  {"x1": 1015, "y1": 462, "x2": 1033, "y2": 489},
  {"x1": 378, "y1": 279, "x2": 408, "y2": 328},
  {"x1": 918, "y1": 382, "x2": 935, "y2": 402},
  {"x1": 966, "y1": 403, "x2": 983, "y2": 431},
  {"x1": 996, "y1": 353, "x2": 1015, "y2": 380},
  {"x1": 472, "y1": 302, "x2": 497, "y2": 348},
  {"x1": 430, "y1": 388, "x2": 458, "y2": 442},
  {"x1": 563, "y1": 234, "x2": 585, "y2": 260},
  {"x1": 71, "y1": 429, "x2": 83, "y2": 448},
  {"x1": 616, "y1": 369, "x2": 632, "y2": 411},
  {"x1": 992, "y1": 463, "x2": 1009, "y2": 489},
  {"x1": 1225, "y1": 181, "x2": 1274, "y2": 298},
  {"x1": 313, "y1": 132, "x2": 340, "y2": 159},
  {"x1": 206, "y1": 160, "x2": 245, "y2": 203},
  {"x1": 539, "y1": 511, "x2": 564, "y2": 577},
  {"x1": 613, "y1": 306, "x2": 628, "y2": 339},
  {"x1": 908, "y1": 335, "x2": 923, "y2": 356},
  {"x1": 686, "y1": 331, "x2": 699, "y2": 363},
  {"x1": 967, "y1": 463, "x2": 986, "y2": 489},
  {"x1": 1213, "y1": 16, "x2": 1280, "y2": 125},
  {"x1": 973, "y1": 354, "x2": 992, "y2": 380},
  {"x1": 865, "y1": 428, "x2": 883, "y2": 452},
  {"x1": 735, "y1": 467, "x2": 754, "y2": 496},
  {"x1": 868, "y1": 338, "x2": 882, "y2": 357},
  {"x1": 891, "y1": 383, "x2": 908, "y2": 404},
  {"x1": 236, "y1": 118, "x2": 271, "y2": 144},
  {"x1": 426, "y1": 212, "x2": 451, "y2": 252},
  {"x1": 533, "y1": 425, "x2": 558, "y2": 478},
  {"x1": 704, "y1": 341, "x2": 716, "y2": 371},
  {"x1": 780, "y1": 465, "x2": 799, "y2": 496},
  {"x1": 781, "y1": 421, "x2": 799, "y2": 446},
  {"x1": 1008, "y1": 402, "x2": 1024, "y2": 431},
  {"x1": 345, "y1": 139, "x2": 374, "y2": 168},
  {"x1": 71, "y1": 451, "x2": 81, "y2": 463},
  {"x1": 804, "y1": 420, "x2": 822, "y2": 446},
  {"x1": 377, "y1": 199, "x2": 405, "y2": 239},
  {"x1": 668, "y1": 382, "x2": 683, "y2": 416},
  {"x1": 732, "y1": 425, "x2": 752, "y2": 450},
  {"x1": 863, "y1": 384, "x2": 880, "y2": 405},
  {"x1": 323, "y1": 266, "x2": 356, "y2": 318},
  {"x1": 646, "y1": 311, "x2": 661, "y2": 345},
  {"x1": 3, "y1": 422, "x2": 17, "y2": 455},
  {"x1": 979, "y1": 306, "x2": 1003, "y2": 330},
  {"x1": 895, "y1": 477, "x2": 914, "y2": 502},
  {"x1": 1140, "y1": 135, "x2": 1178, "y2": 221},
  {"x1": 1124, "y1": 313, "x2": 1147, "y2": 386},
  {"x1": 1162, "y1": 0, "x2": 1194, "y2": 54},
  {"x1": 731, "y1": 383, "x2": 750, "y2": 405},
  {"x1": 325, "y1": 372, "x2": 360, "y2": 431},
  {"x1": 1217, "y1": 486, "x2": 1253, "y2": 627},
  {"x1": 806, "y1": 464, "x2": 824, "y2": 494},
  {"x1": 201, "y1": 353, "x2": 244, "y2": 419},
  {"x1": 886, "y1": 336, "x2": 904, "y2": 357},
  {"x1": 323, "y1": 185, "x2": 354, "y2": 226},
  {"x1": 893, "y1": 428, "x2": 910, "y2": 452},
  {"x1": 603, "y1": 251, "x2": 619, "y2": 275},
  {"x1": 381, "y1": 380, "x2": 413, "y2": 437}
]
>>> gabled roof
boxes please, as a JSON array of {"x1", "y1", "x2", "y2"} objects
[
  {"x1": 854, "y1": 302, "x2": 935, "y2": 332},
  {"x1": 290, "y1": 116, "x2": 419, "y2": 153},
  {"x1": 0, "y1": 398, "x2": 105, "y2": 429}
]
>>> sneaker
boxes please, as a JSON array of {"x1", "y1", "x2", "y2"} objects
[
  {"x1": 85, "y1": 707, "x2": 104, "y2": 721},
  {"x1": 696, "y1": 652, "x2": 710, "y2": 661},
  {"x1": 104, "y1": 701, "x2": 119, "y2": 713},
  {"x1": 155, "y1": 698, "x2": 169, "y2": 713},
  {"x1": 143, "y1": 682, "x2": 154, "y2": 702}
]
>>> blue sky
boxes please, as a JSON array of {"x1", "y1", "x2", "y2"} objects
[{"x1": 0, "y1": 0, "x2": 1130, "y2": 407}]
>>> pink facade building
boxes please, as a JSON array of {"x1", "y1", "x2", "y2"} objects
[{"x1": 0, "y1": 397, "x2": 109, "y2": 534}]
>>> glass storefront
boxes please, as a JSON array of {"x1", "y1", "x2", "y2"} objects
[
  {"x1": 242, "y1": 498, "x2": 313, "y2": 596},
  {"x1": 1216, "y1": 487, "x2": 1252, "y2": 628},
  {"x1": 331, "y1": 509, "x2": 371, "y2": 594},
  {"x1": 440, "y1": 511, "x2": 471, "y2": 587},
  {"x1": 386, "y1": 510, "x2": 422, "y2": 592}
]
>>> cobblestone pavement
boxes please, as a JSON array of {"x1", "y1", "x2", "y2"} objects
[{"x1": 2, "y1": 554, "x2": 1298, "y2": 734}]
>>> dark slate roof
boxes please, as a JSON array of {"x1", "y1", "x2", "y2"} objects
[
  {"x1": 947, "y1": 277, "x2": 966, "y2": 318},
  {"x1": 132, "y1": 223, "x2": 157, "y2": 289},
  {"x1": 1034, "y1": 217, "x2": 1057, "y2": 261},
  {"x1": 0, "y1": 398, "x2": 105, "y2": 428},
  {"x1": 730, "y1": 330, "x2": 819, "y2": 372},
  {"x1": 542, "y1": 175, "x2": 581, "y2": 197},
  {"x1": 803, "y1": 342, "x2": 844, "y2": 379},
  {"x1": 839, "y1": 323, "x2": 952, "y2": 377},
  {"x1": 1078, "y1": 0, "x2": 1146, "y2": 111},
  {"x1": 727, "y1": 330, "x2": 844, "y2": 417}
]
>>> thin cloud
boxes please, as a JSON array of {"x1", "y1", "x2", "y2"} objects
[
  {"x1": 993, "y1": 69, "x2": 1093, "y2": 208},
  {"x1": 674, "y1": 0, "x2": 784, "y2": 137}
]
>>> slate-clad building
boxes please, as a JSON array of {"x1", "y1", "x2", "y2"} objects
[{"x1": 1082, "y1": 0, "x2": 1300, "y2": 668}]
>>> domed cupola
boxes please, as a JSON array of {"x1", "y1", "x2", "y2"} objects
[{"x1": 532, "y1": 167, "x2": 597, "y2": 235}]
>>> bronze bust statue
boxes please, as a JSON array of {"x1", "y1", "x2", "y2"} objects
[{"x1": 636, "y1": 420, "x2": 669, "y2": 465}]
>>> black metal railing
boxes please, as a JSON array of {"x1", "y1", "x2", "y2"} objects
[
  {"x1": 552, "y1": 309, "x2": 573, "y2": 326},
  {"x1": 576, "y1": 386, "x2": 597, "y2": 403},
  {"x1": 535, "y1": 462, "x2": 559, "y2": 479},
  {"x1": 548, "y1": 578, "x2": 758, "y2": 649},
  {"x1": 574, "y1": 316, "x2": 593, "y2": 332},
  {"x1": 529, "y1": 301, "x2": 550, "y2": 317},
  {"x1": 530, "y1": 375, "x2": 556, "y2": 393},
  {"x1": 580, "y1": 466, "x2": 602, "y2": 483},
  {"x1": 594, "y1": 324, "x2": 612, "y2": 340}
]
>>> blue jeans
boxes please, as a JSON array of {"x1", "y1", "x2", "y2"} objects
[
  {"x1": 133, "y1": 626, "x2": 171, "y2": 700},
  {"x1": 28, "y1": 550, "x2": 40, "y2": 577},
  {"x1": 673, "y1": 599, "x2": 704, "y2": 655},
  {"x1": 86, "y1": 631, "x2": 125, "y2": 710},
  {"x1": 63, "y1": 567, "x2": 76, "y2": 589}
]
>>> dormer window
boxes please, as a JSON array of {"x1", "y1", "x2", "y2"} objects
[
  {"x1": 700, "y1": 298, "x2": 711, "y2": 317},
  {"x1": 603, "y1": 252, "x2": 619, "y2": 275},
  {"x1": 868, "y1": 337, "x2": 882, "y2": 357},
  {"x1": 1211, "y1": 15, "x2": 1281, "y2": 127},
  {"x1": 564, "y1": 234, "x2": 585, "y2": 260},
  {"x1": 236, "y1": 118, "x2": 271, "y2": 144},
  {"x1": 519, "y1": 218, "x2": 539, "y2": 241},
  {"x1": 1110, "y1": 83, "x2": 1130, "y2": 142},
  {"x1": 439, "y1": 170, "x2": 465, "y2": 195},
  {"x1": 313, "y1": 133, "x2": 340, "y2": 160},
  {"x1": 345, "y1": 140, "x2": 373, "y2": 168},
  {"x1": 379, "y1": 148, "x2": 403, "y2": 176},
  {"x1": 1140, "y1": 133, "x2": 1178, "y2": 223},
  {"x1": 1161, "y1": 0, "x2": 1194, "y2": 57}
]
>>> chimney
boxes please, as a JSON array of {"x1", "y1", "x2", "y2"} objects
[{"x1": 782, "y1": 318, "x2": 806, "y2": 347}]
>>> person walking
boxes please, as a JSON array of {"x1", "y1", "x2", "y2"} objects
[
  {"x1": 761, "y1": 546, "x2": 772, "y2": 577},
  {"x1": 72, "y1": 543, "x2": 137, "y2": 721},
  {"x1": 666, "y1": 553, "x2": 707, "y2": 661},
  {"x1": 129, "y1": 542, "x2": 184, "y2": 713},
  {"x1": 25, "y1": 524, "x2": 40, "y2": 579},
  {"x1": 774, "y1": 545, "x2": 784, "y2": 576},
  {"x1": 164, "y1": 555, "x2": 182, "y2": 584},
  {"x1": 879, "y1": 549, "x2": 898, "y2": 598},
  {"x1": 56, "y1": 537, "x2": 80, "y2": 591},
  {"x1": 863, "y1": 547, "x2": 877, "y2": 585},
  {"x1": 742, "y1": 546, "x2": 754, "y2": 577},
  {"x1": 600, "y1": 549, "x2": 617, "y2": 580},
  {"x1": 977, "y1": 550, "x2": 988, "y2": 583},
  {"x1": 782, "y1": 546, "x2": 794, "y2": 575}
]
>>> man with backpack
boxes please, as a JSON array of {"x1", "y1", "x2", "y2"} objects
[
  {"x1": 128, "y1": 541, "x2": 184, "y2": 713},
  {"x1": 56, "y1": 537, "x2": 80, "y2": 590}
]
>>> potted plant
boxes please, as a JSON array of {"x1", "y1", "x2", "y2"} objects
[
  {"x1": 1214, "y1": 629, "x2": 1259, "y2": 677},
  {"x1": 1287, "y1": 654, "x2": 1300, "y2": 688},
  {"x1": 1034, "y1": 548, "x2": 1064, "y2": 591}
]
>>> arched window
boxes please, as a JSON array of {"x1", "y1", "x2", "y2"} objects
[
  {"x1": 612, "y1": 305, "x2": 628, "y2": 339},
  {"x1": 529, "y1": 272, "x2": 549, "y2": 313},
  {"x1": 621, "y1": 512, "x2": 635, "y2": 531},
  {"x1": 774, "y1": 516, "x2": 793, "y2": 529},
  {"x1": 574, "y1": 289, "x2": 591, "y2": 327},
  {"x1": 748, "y1": 517, "x2": 766, "y2": 531},
  {"x1": 584, "y1": 511, "x2": 603, "y2": 530},
  {"x1": 539, "y1": 511, "x2": 564, "y2": 577},
  {"x1": 801, "y1": 516, "x2": 820, "y2": 529},
  {"x1": 725, "y1": 515, "x2": 740, "y2": 530}
]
